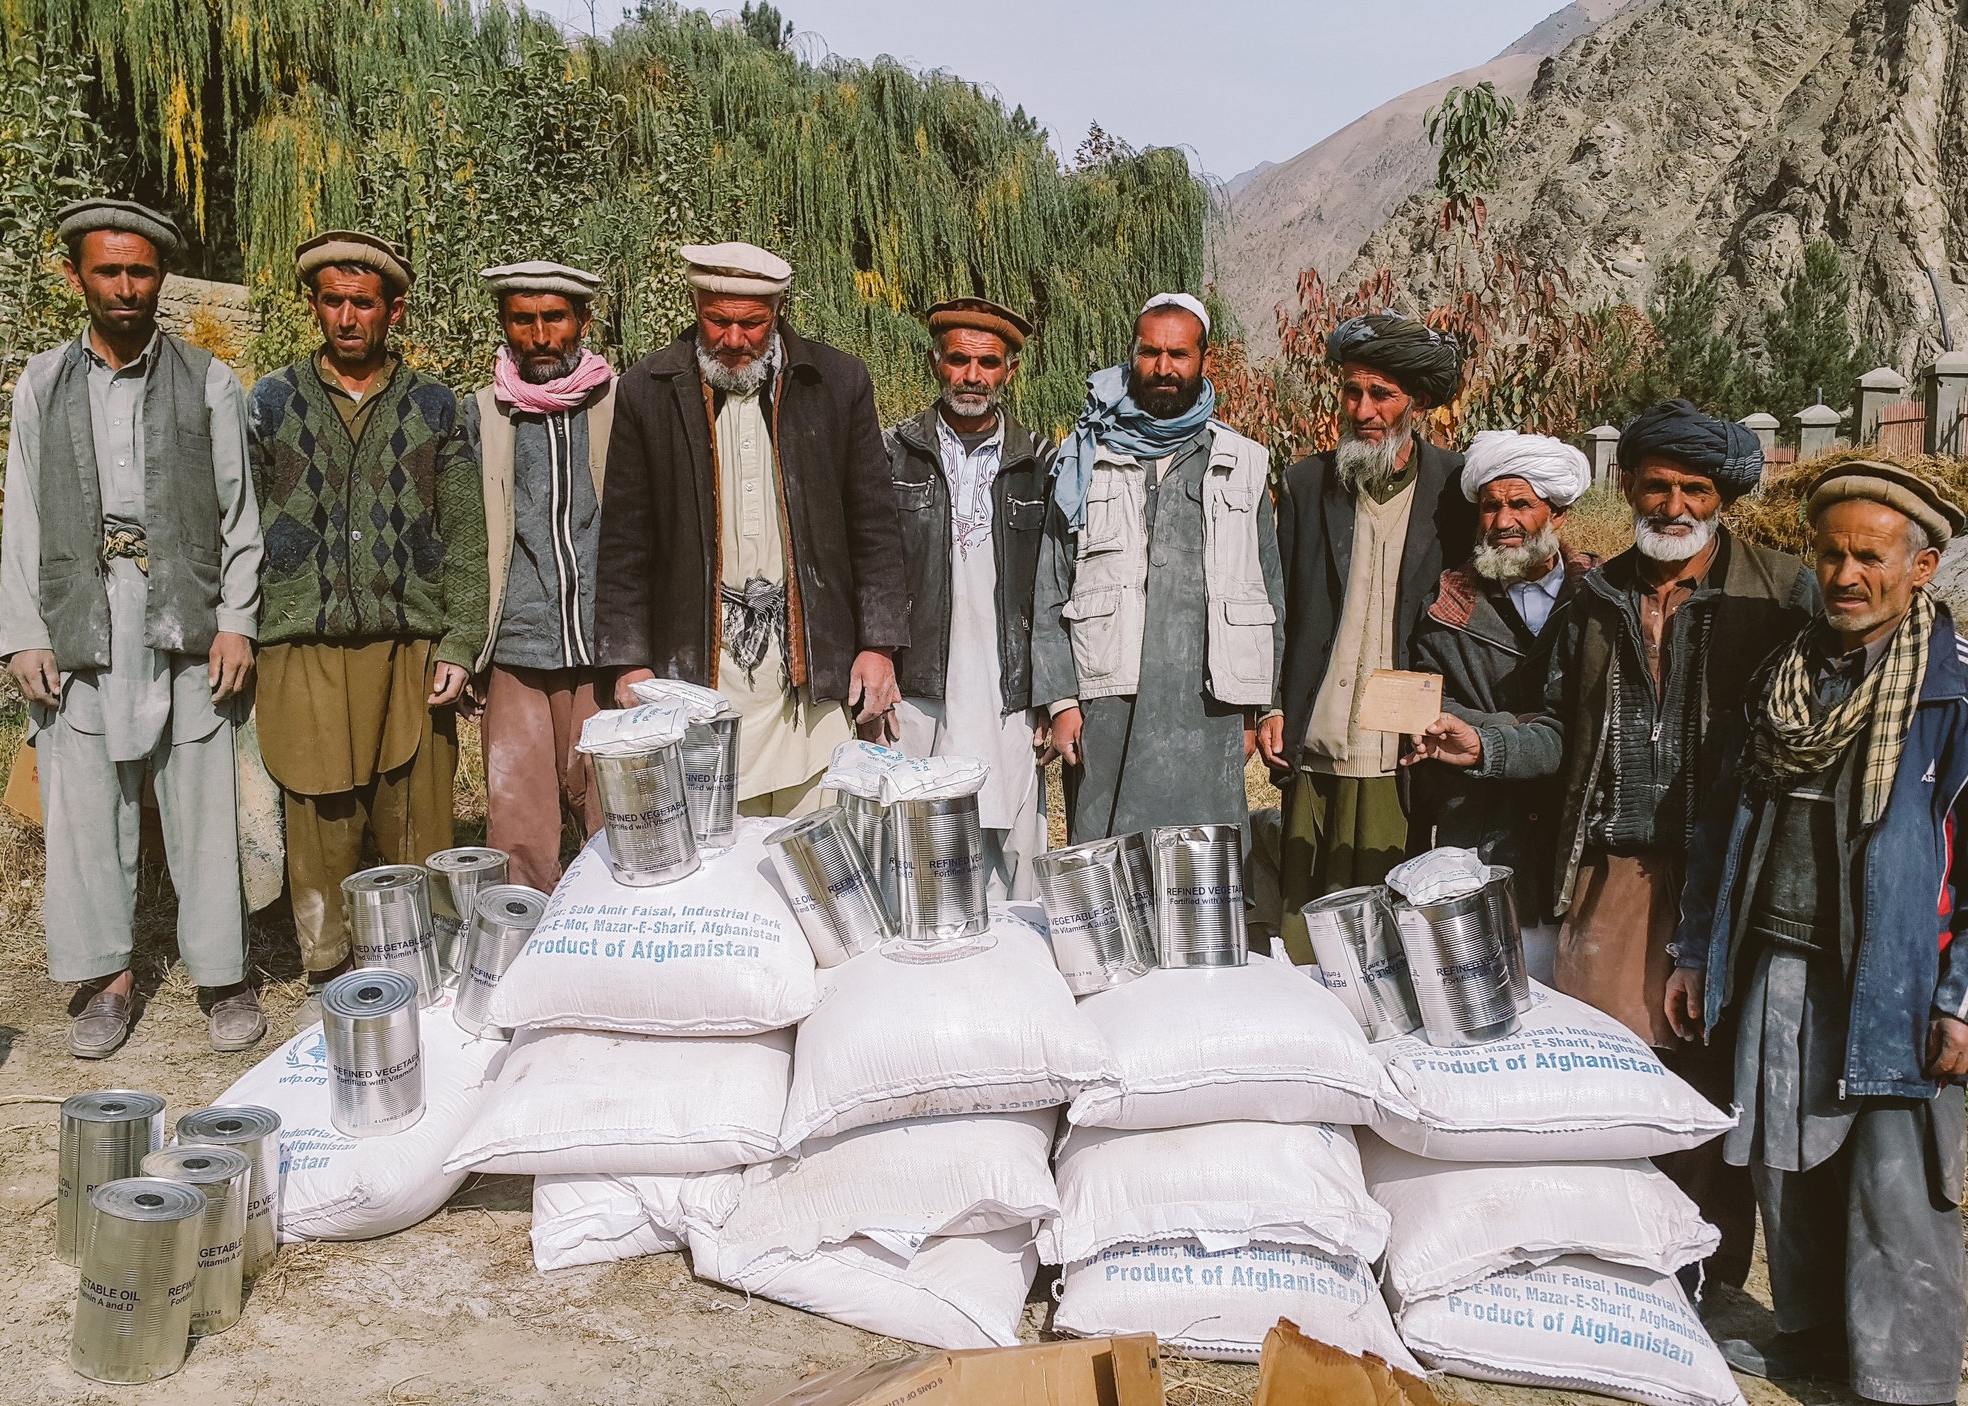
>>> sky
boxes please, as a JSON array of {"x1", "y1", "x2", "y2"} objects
[{"x1": 532, "y1": 1, "x2": 1569, "y2": 181}]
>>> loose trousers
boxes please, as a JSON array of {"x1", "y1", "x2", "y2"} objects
[
  {"x1": 38, "y1": 704, "x2": 244, "y2": 987},
  {"x1": 482, "y1": 664, "x2": 604, "y2": 891}
]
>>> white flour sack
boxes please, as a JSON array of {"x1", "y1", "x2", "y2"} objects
[
  {"x1": 1053, "y1": 1240, "x2": 1420, "y2": 1370},
  {"x1": 1067, "y1": 955, "x2": 1403, "y2": 1131},
  {"x1": 1395, "y1": 1255, "x2": 1747, "y2": 1406},
  {"x1": 1042, "y1": 1121, "x2": 1387, "y2": 1267},
  {"x1": 531, "y1": 1172, "x2": 741, "y2": 1273},
  {"x1": 1372, "y1": 985, "x2": 1736, "y2": 1161},
  {"x1": 443, "y1": 1026, "x2": 791, "y2": 1175},
  {"x1": 688, "y1": 1225, "x2": 1038, "y2": 1350},
  {"x1": 215, "y1": 997, "x2": 506, "y2": 1241},
  {"x1": 718, "y1": 1111, "x2": 1058, "y2": 1269},
  {"x1": 486, "y1": 819, "x2": 817, "y2": 1035},
  {"x1": 1360, "y1": 1133, "x2": 1718, "y2": 1301},
  {"x1": 778, "y1": 915, "x2": 1116, "y2": 1144}
]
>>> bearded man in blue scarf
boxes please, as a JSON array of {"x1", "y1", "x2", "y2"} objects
[{"x1": 1031, "y1": 294, "x2": 1284, "y2": 849}]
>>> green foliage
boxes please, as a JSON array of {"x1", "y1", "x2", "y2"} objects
[
  {"x1": 738, "y1": 2, "x2": 792, "y2": 50},
  {"x1": 1751, "y1": 239, "x2": 1881, "y2": 420},
  {"x1": 1425, "y1": 81, "x2": 1515, "y2": 229}
]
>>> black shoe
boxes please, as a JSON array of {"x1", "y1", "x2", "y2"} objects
[{"x1": 1717, "y1": 1330, "x2": 1847, "y2": 1381}]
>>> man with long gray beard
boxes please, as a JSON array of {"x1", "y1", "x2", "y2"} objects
[
  {"x1": 1259, "y1": 312, "x2": 1473, "y2": 934},
  {"x1": 1411, "y1": 397, "x2": 1819, "y2": 1297},
  {"x1": 596, "y1": 243, "x2": 906, "y2": 816}
]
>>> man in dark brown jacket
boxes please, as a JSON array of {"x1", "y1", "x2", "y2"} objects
[{"x1": 595, "y1": 242, "x2": 908, "y2": 816}]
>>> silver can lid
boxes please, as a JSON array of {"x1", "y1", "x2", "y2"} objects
[
  {"x1": 425, "y1": 847, "x2": 508, "y2": 875},
  {"x1": 766, "y1": 807, "x2": 847, "y2": 848},
  {"x1": 142, "y1": 1145, "x2": 250, "y2": 1185},
  {"x1": 341, "y1": 865, "x2": 427, "y2": 895},
  {"x1": 473, "y1": 884, "x2": 548, "y2": 928},
  {"x1": 90, "y1": 1177, "x2": 206, "y2": 1222},
  {"x1": 321, "y1": 969, "x2": 420, "y2": 1022},
  {"x1": 62, "y1": 1089, "x2": 166, "y2": 1124},
  {"x1": 174, "y1": 1105, "x2": 280, "y2": 1144}
]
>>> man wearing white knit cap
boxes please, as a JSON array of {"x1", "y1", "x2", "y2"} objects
[{"x1": 1405, "y1": 431, "x2": 1596, "y2": 976}]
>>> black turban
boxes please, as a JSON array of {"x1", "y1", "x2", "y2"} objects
[
  {"x1": 1617, "y1": 398, "x2": 1764, "y2": 500},
  {"x1": 1326, "y1": 312, "x2": 1462, "y2": 405}
]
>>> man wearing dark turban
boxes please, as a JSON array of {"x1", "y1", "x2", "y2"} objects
[
  {"x1": 1412, "y1": 396, "x2": 1819, "y2": 1299},
  {"x1": 1259, "y1": 312, "x2": 1475, "y2": 925}
]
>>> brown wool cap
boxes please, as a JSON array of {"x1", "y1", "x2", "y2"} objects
[
  {"x1": 479, "y1": 260, "x2": 603, "y2": 302},
  {"x1": 925, "y1": 297, "x2": 1033, "y2": 352},
  {"x1": 296, "y1": 230, "x2": 413, "y2": 295},
  {"x1": 680, "y1": 242, "x2": 792, "y2": 297},
  {"x1": 1808, "y1": 458, "x2": 1966, "y2": 548},
  {"x1": 55, "y1": 198, "x2": 183, "y2": 261}
]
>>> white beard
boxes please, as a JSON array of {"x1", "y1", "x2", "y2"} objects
[
  {"x1": 1473, "y1": 523, "x2": 1563, "y2": 584},
  {"x1": 1334, "y1": 405, "x2": 1419, "y2": 496},
  {"x1": 1633, "y1": 511, "x2": 1718, "y2": 563},
  {"x1": 696, "y1": 335, "x2": 779, "y2": 396}
]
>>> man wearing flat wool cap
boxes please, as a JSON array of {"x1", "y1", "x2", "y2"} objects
[
  {"x1": 1676, "y1": 458, "x2": 1968, "y2": 1400},
  {"x1": 596, "y1": 241, "x2": 908, "y2": 816}
]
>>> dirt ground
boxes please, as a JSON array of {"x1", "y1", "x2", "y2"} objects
[{"x1": 0, "y1": 713, "x2": 1930, "y2": 1405}]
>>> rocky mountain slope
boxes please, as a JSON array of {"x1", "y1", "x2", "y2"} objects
[
  {"x1": 1209, "y1": 0, "x2": 1639, "y2": 345},
  {"x1": 1348, "y1": 0, "x2": 1967, "y2": 377}
]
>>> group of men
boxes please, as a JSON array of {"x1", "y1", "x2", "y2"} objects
[{"x1": 7, "y1": 196, "x2": 1967, "y2": 1401}]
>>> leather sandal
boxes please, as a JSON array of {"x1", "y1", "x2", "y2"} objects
[
  {"x1": 70, "y1": 984, "x2": 134, "y2": 1059},
  {"x1": 208, "y1": 986, "x2": 268, "y2": 1052}
]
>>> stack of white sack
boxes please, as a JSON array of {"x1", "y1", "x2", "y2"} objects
[
  {"x1": 440, "y1": 817, "x2": 820, "y2": 1271},
  {"x1": 1361, "y1": 982, "x2": 1745, "y2": 1406},
  {"x1": 687, "y1": 910, "x2": 1117, "y2": 1349},
  {"x1": 1044, "y1": 953, "x2": 1421, "y2": 1368}
]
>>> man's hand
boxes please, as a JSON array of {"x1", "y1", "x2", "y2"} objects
[
  {"x1": 847, "y1": 649, "x2": 900, "y2": 726},
  {"x1": 1257, "y1": 714, "x2": 1287, "y2": 770},
  {"x1": 1926, "y1": 1014, "x2": 1968, "y2": 1081},
  {"x1": 1033, "y1": 720, "x2": 1058, "y2": 766},
  {"x1": 7, "y1": 649, "x2": 60, "y2": 707},
  {"x1": 1404, "y1": 713, "x2": 1484, "y2": 769},
  {"x1": 428, "y1": 663, "x2": 469, "y2": 707},
  {"x1": 614, "y1": 667, "x2": 656, "y2": 710},
  {"x1": 1664, "y1": 967, "x2": 1706, "y2": 1042},
  {"x1": 1052, "y1": 705, "x2": 1084, "y2": 767},
  {"x1": 207, "y1": 631, "x2": 254, "y2": 704}
]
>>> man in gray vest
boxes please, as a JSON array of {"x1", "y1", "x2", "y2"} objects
[
  {"x1": 0, "y1": 198, "x2": 264, "y2": 1057},
  {"x1": 464, "y1": 261, "x2": 615, "y2": 890}
]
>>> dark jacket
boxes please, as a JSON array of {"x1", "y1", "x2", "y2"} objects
[
  {"x1": 1472, "y1": 528, "x2": 1819, "y2": 914},
  {"x1": 1409, "y1": 547, "x2": 1598, "y2": 922},
  {"x1": 883, "y1": 407, "x2": 1055, "y2": 709},
  {"x1": 1680, "y1": 608, "x2": 1968, "y2": 1100},
  {"x1": 594, "y1": 323, "x2": 909, "y2": 702},
  {"x1": 1274, "y1": 439, "x2": 1475, "y2": 768}
]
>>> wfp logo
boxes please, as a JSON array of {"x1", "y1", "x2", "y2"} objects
[{"x1": 285, "y1": 1030, "x2": 329, "y2": 1070}]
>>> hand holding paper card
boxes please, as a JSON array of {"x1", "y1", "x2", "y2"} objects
[{"x1": 1359, "y1": 670, "x2": 1443, "y2": 736}]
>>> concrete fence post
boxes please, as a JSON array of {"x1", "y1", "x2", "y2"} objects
[
  {"x1": 1854, "y1": 366, "x2": 1909, "y2": 443},
  {"x1": 1740, "y1": 412, "x2": 1780, "y2": 455},
  {"x1": 1924, "y1": 351, "x2": 1968, "y2": 457},
  {"x1": 1796, "y1": 403, "x2": 1842, "y2": 461},
  {"x1": 1585, "y1": 424, "x2": 1620, "y2": 487}
]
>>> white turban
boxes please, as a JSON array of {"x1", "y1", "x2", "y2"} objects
[
  {"x1": 1459, "y1": 430, "x2": 1591, "y2": 509},
  {"x1": 1139, "y1": 292, "x2": 1210, "y2": 337}
]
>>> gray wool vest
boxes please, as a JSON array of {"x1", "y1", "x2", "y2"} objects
[{"x1": 34, "y1": 333, "x2": 223, "y2": 671}]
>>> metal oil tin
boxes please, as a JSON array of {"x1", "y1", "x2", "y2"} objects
[
  {"x1": 1033, "y1": 838, "x2": 1153, "y2": 995},
  {"x1": 834, "y1": 791, "x2": 898, "y2": 920},
  {"x1": 766, "y1": 807, "x2": 895, "y2": 967},
  {"x1": 1481, "y1": 864, "x2": 1533, "y2": 1013},
  {"x1": 140, "y1": 1145, "x2": 250, "y2": 1336},
  {"x1": 591, "y1": 743, "x2": 701, "y2": 885},
  {"x1": 890, "y1": 793, "x2": 991, "y2": 947},
  {"x1": 58, "y1": 1090, "x2": 166, "y2": 1265},
  {"x1": 1393, "y1": 891, "x2": 1521, "y2": 1047},
  {"x1": 343, "y1": 865, "x2": 441, "y2": 1006},
  {"x1": 679, "y1": 716, "x2": 742, "y2": 848},
  {"x1": 71, "y1": 1177, "x2": 204, "y2": 1384},
  {"x1": 1151, "y1": 824, "x2": 1248, "y2": 967},
  {"x1": 1300, "y1": 885, "x2": 1422, "y2": 1041},
  {"x1": 1116, "y1": 830, "x2": 1159, "y2": 952},
  {"x1": 321, "y1": 970, "x2": 425, "y2": 1138},
  {"x1": 423, "y1": 847, "x2": 509, "y2": 983},
  {"x1": 453, "y1": 884, "x2": 550, "y2": 1039},
  {"x1": 172, "y1": 1105, "x2": 280, "y2": 1280}
]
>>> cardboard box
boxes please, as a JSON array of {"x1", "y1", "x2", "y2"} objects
[
  {"x1": 745, "y1": 1336, "x2": 1163, "y2": 1406},
  {"x1": 1253, "y1": 1319, "x2": 1438, "y2": 1406},
  {"x1": 3, "y1": 740, "x2": 39, "y2": 827}
]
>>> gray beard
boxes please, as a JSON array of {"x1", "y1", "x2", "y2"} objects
[
  {"x1": 1334, "y1": 419, "x2": 1416, "y2": 495},
  {"x1": 1473, "y1": 523, "x2": 1563, "y2": 584},
  {"x1": 696, "y1": 335, "x2": 780, "y2": 396},
  {"x1": 1633, "y1": 511, "x2": 1718, "y2": 563},
  {"x1": 518, "y1": 347, "x2": 583, "y2": 384},
  {"x1": 939, "y1": 385, "x2": 1001, "y2": 420}
]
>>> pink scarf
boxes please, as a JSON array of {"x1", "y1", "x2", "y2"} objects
[{"x1": 492, "y1": 344, "x2": 613, "y2": 414}]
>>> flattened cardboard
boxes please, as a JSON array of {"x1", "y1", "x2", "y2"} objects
[
  {"x1": 745, "y1": 1336, "x2": 1164, "y2": 1406},
  {"x1": 742, "y1": 1353, "x2": 951, "y2": 1406},
  {"x1": 3, "y1": 741, "x2": 39, "y2": 826},
  {"x1": 1358, "y1": 670, "x2": 1443, "y2": 736},
  {"x1": 1253, "y1": 1319, "x2": 1439, "y2": 1406}
]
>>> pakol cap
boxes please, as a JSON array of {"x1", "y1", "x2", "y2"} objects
[
  {"x1": 1808, "y1": 458, "x2": 1965, "y2": 549},
  {"x1": 479, "y1": 260, "x2": 603, "y2": 302},
  {"x1": 56, "y1": 198, "x2": 183, "y2": 261},
  {"x1": 925, "y1": 297, "x2": 1033, "y2": 351},
  {"x1": 680, "y1": 242, "x2": 792, "y2": 297},
  {"x1": 296, "y1": 230, "x2": 413, "y2": 295}
]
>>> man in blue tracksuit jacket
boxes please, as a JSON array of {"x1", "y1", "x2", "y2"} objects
[{"x1": 1673, "y1": 458, "x2": 1968, "y2": 1402}]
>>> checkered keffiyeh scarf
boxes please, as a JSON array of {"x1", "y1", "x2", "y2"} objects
[
  {"x1": 720, "y1": 574, "x2": 790, "y2": 692},
  {"x1": 1752, "y1": 589, "x2": 1932, "y2": 826}
]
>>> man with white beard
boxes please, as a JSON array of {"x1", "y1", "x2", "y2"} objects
[
  {"x1": 1401, "y1": 432, "x2": 1598, "y2": 981},
  {"x1": 1260, "y1": 312, "x2": 1474, "y2": 919},
  {"x1": 1411, "y1": 397, "x2": 1818, "y2": 1300}
]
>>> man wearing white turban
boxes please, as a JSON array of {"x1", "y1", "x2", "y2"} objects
[{"x1": 1405, "y1": 431, "x2": 1596, "y2": 979}]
